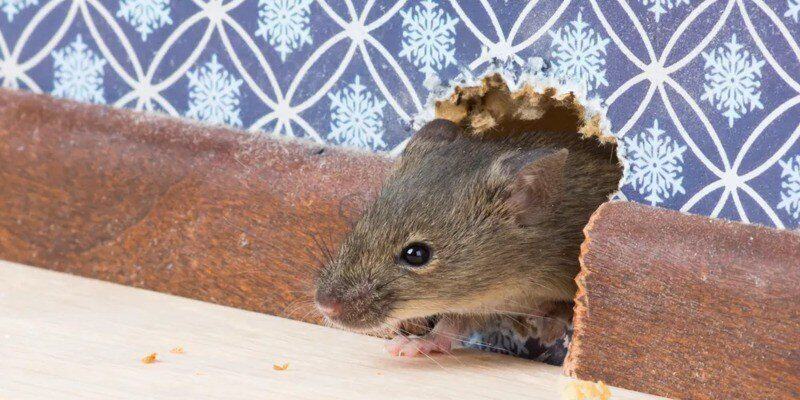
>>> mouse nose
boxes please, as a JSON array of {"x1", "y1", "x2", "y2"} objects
[{"x1": 315, "y1": 292, "x2": 343, "y2": 318}]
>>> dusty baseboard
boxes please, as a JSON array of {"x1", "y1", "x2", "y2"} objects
[
  {"x1": 0, "y1": 88, "x2": 392, "y2": 322},
  {"x1": 565, "y1": 201, "x2": 800, "y2": 400}
]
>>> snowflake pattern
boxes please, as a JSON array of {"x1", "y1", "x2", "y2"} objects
[
  {"x1": 700, "y1": 34, "x2": 765, "y2": 127},
  {"x1": 328, "y1": 76, "x2": 387, "y2": 150},
  {"x1": 621, "y1": 119, "x2": 688, "y2": 206},
  {"x1": 52, "y1": 35, "x2": 107, "y2": 104},
  {"x1": 640, "y1": 0, "x2": 690, "y2": 22},
  {"x1": 398, "y1": 0, "x2": 459, "y2": 76},
  {"x1": 0, "y1": 0, "x2": 37, "y2": 21},
  {"x1": 4, "y1": 1, "x2": 800, "y2": 231},
  {"x1": 255, "y1": 0, "x2": 313, "y2": 62},
  {"x1": 186, "y1": 54, "x2": 244, "y2": 127},
  {"x1": 777, "y1": 155, "x2": 800, "y2": 220},
  {"x1": 549, "y1": 12, "x2": 610, "y2": 93},
  {"x1": 116, "y1": 0, "x2": 172, "y2": 42},
  {"x1": 787, "y1": 0, "x2": 800, "y2": 22}
]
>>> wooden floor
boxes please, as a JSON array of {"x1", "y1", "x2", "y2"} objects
[{"x1": 0, "y1": 261, "x2": 663, "y2": 400}]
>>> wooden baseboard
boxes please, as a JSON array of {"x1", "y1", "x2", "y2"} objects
[
  {"x1": 0, "y1": 88, "x2": 392, "y2": 322},
  {"x1": 565, "y1": 202, "x2": 800, "y2": 399}
]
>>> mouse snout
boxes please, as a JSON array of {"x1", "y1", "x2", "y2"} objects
[
  {"x1": 314, "y1": 291, "x2": 343, "y2": 318},
  {"x1": 314, "y1": 283, "x2": 381, "y2": 330}
]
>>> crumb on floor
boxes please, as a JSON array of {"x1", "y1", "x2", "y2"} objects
[
  {"x1": 141, "y1": 353, "x2": 158, "y2": 364},
  {"x1": 273, "y1": 363, "x2": 289, "y2": 371},
  {"x1": 563, "y1": 380, "x2": 611, "y2": 400},
  {"x1": 170, "y1": 346, "x2": 184, "y2": 354}
]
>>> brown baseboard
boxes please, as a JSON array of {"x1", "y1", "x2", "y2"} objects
[
  {"x1": 0, "y1": 88, "x2": 392, "y2": 322},
  {"x1": 565, "y1": 202, "x2": 800, "y2": 399}
]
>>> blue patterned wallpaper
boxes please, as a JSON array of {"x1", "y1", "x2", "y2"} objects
[{"x1": 1, "y1": 0, "x2": 799, "y2": 229}]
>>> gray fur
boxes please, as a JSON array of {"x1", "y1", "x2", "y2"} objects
[{"x1": 315, "y1": 119, "x2": 622, "y2": 332}]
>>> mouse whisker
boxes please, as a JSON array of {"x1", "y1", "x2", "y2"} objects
[
  {"x1": 284, "y1": 298, "x2": 316, "y2": 318},
  {"x1": 384, "y1": 317, "x2": 464, "y2": 365},
  {"x1": 483, "y1": 308, "x2": 571, "y2": 326},
  {"x1": 371, "y1": 273, "x2": 407, "y2": 293},
  {"x1": 381, "y1": 322, "x2": 450, "y2": 370},
  {"x1": 309, "y1": 233, "x2": 335, "y2": 265},
  {"x1": 387, "y1": 316, "x2": 513, "y2": 356},
  {"x1": 298, "y1": 305, "x2": 322, "y2": 322},
  {"x1": 216, "y1": 216, "x2": 329, "y2": 275}
]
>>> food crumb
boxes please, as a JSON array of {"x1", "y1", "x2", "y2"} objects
[
  {"x1": 141, "y1": 353, "x2": 158, "y2": 364},
  {"x1": 563, "y1": 380, "x2": 611, "y2": 400},
  {"x1": 170, "y1": 346, "x2": 184, "y2": 354},
  {"x1": 273, "y1": 363, "x2": 289, "y2": 371}
]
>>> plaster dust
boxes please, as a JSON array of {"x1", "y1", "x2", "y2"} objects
[
  {"x1": 434, "y1": 73, "x2": 614, "y2": 144},
  {"x1": 412, "y1": 59, "x2": 627, "y2": 196}
]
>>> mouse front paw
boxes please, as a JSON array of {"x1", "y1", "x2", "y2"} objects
[{"x1": 385, "y1": 334, "x2": 452, "y2": 357}]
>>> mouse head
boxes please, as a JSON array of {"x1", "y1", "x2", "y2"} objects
[{"x1": 314, "y1": 119, "x2": 569, "y2": 332}]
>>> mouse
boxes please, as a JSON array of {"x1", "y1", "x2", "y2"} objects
[{"x1": 314, "y1": 118, "x2": 622, "y2": 357}]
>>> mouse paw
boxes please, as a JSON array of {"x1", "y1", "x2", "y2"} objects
[{"x1": 385, "y1": 334, "x2": 452, "y2": 357}]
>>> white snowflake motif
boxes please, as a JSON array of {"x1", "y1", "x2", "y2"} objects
[
  {"x1": 786, "y1": 0, "x2": 800, "y2": 22},
  {"x1": 700, "y1": 34, "x2": 765, "y2": 127},
  {"x1": 621, "y1": 119, "x2": 688, "y2": 206},
  {"x1": 549, "y1": 12, "x2": 611, "y2": 93},
  {"x1": 1, "y1": 0, "x2": 37, "y2": 22},
  {"x1": 186, "y1": 54, "x2": 244, "y2": 127},
  {"x1": 777, "y1": 155, "x2": 800, "y2": 220},
  {"x1": 116, "y1": 0, "x2": 172, "y2": 42},
  {"x1": 327, "y1": 76, "x2": 387, "y2": 150},
  {"x1": 255, "y1": 0, "x2": 313, "y2": 62},
  {"x1": 52, "y1": 35, "x2": 107, "y2": 104},
  {"x1": 640, "y1": 0, "x2": 690, "y2": 22},
  {"x1": 398, "y1": 0, "x2": 459, "y2": 76}
]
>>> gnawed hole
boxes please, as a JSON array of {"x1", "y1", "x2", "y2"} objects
[{"x1": 423, "y1": 72, "x2": 624, "y2": 364}]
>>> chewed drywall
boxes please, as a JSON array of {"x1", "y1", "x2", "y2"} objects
[{"x1": 413, "y1": 59, "x2": 627, "y2": 198}]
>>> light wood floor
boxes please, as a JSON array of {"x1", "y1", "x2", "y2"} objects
[{"x1": 0, "y1": 261, "x2": 663, "y2": 400}]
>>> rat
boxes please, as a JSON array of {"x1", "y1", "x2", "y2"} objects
[{"x1": 314, "y1": 118, "x2": 622, "y2": 357}]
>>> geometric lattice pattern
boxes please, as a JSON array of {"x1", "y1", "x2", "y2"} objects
[{"x1": 2, "y1": 0, "x2": 799, "y2": 228}]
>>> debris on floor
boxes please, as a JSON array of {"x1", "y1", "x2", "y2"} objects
[
  {"x1": 273, "y1": 363, "x2": 289, "y2": 371},
  {"x1": 141, "y1": 353, "x2": 158, "y2": 364}
]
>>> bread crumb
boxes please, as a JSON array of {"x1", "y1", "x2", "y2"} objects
[
  {"x1": 170, "y1": 346, "x2": 184, "y2": 354},
  {"x1": 273, "y1": 363, "x2": 289, "y2": 371},
  {"x1": 141, "y1": 353, "x2": 158, "y2": 364},
  {"x1": 563, "y1": 380, "x2": 611, "y2": 400}
]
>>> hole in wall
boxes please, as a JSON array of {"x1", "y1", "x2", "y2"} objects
[
  {"x1": 414, "y1": 71, "x2": 626, "y2": 363},
  {"x1": 429, "y1": 72, "x2": 625, "y2": 216}
]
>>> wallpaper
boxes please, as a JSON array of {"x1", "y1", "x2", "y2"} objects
[{"x1": 1, "y1": 0, "x2": 798, "y2": 230}]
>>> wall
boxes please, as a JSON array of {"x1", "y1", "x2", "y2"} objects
[{"x1": 1, "y1": 0, "x2": 798, "y2": 229}]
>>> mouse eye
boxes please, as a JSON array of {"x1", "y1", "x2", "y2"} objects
[{"x1": 399, "y1": 243, "x2": 431, "y2": 267}]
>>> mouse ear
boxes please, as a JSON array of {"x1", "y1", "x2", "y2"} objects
[
  {"x1": 492, "y1": 148, "x2": 568, "y2": 226},
  {"x1": 402, "y1": 119, "x2": 461, "y2": 156}
]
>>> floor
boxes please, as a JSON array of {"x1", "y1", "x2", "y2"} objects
[{"x1": 0, "y1": 261, "x2": 664, "y2": 400}]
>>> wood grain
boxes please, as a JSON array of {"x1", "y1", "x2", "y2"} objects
[
  {"x1": 564, "y1": 201, "x2": 800, "y2": 400},
  {"x1": 0, "y1": 88, "x2": 393, "y2": 323},
  {"x1": 0, "y1": 260, "x2": 666, "y2": 400}
]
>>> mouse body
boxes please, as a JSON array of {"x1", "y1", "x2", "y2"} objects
[{"x1": 315, "y1": 119, "x2": 622, "y2": 357}]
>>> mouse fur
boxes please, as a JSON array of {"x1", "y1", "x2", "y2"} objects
[{"x1": 315, "y1": 118, "x2": 622, "y2": 356}]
